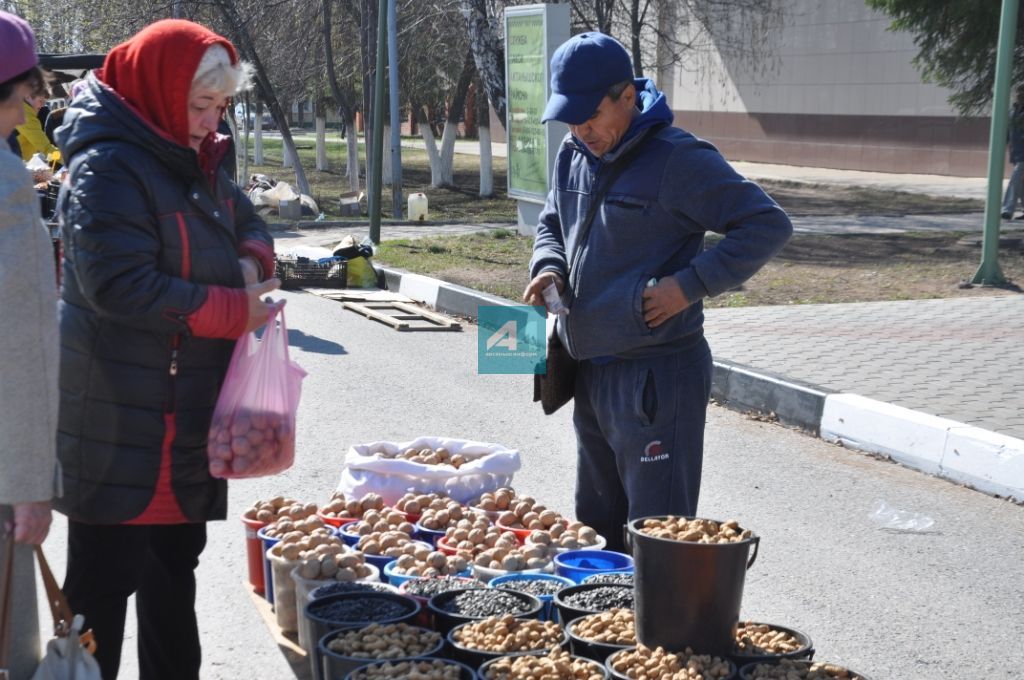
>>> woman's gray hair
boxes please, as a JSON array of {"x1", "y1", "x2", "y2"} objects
[{"x1": 191, "y1": 44, "x2": 254, "y2": 95}]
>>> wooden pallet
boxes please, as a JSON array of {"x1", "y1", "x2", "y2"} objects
[{"x1": 342, "y1": 299, "x2": 462, "y2": 332}]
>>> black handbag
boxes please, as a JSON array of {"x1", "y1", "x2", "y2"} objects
[{"x1": 532, "y1": 127, "x2": 662, "y2": 415}]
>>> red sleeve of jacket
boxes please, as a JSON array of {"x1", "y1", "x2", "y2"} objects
[
  {"x1": 238, "y1": 239, "x2": 275, "y2": 281},
  {"x1": 187, "y1": 286, "x2": 248, "y2": 339}
]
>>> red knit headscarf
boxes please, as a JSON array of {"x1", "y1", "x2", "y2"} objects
[{"x1": 98, "y1": 19, "x2": 238, "y2": 148}]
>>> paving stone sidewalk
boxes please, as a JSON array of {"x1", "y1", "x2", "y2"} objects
[{"x1": 703, "y1": 295, "x2": 1024, "y2": 441}]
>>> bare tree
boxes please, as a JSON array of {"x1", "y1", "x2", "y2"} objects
[
  {"x1": 323, "y1": 0, "x2": 362, "y2": 191},
  {"x1": 461, "y1": 0, "x2": 507, "y2": 129},
  {"x1": 475, "y1": 78, "x2": 494, "y2": 197},
  {"x1": 211, "y1": 0, "x2": 312, "y2": 195}
]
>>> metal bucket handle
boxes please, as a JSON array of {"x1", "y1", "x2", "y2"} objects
[{"x1": 746, "y1": 535, "x2": 760, "y2": 570}]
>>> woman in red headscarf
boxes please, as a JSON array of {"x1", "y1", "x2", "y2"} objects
[{"x1": 54, "y1": 20, "x2": 279, "y2": 680}]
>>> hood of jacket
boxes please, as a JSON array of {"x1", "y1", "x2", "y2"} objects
[{"x1": 56, "y1": 74, "x2": 204, "y2": 182}]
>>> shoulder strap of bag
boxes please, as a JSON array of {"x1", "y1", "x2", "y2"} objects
[
  {"x1": 34, "y1": 546, "x2": 97, "y2": 655},
  {"x1": 0, "y1": 530, "x2": 14, "y2": 680},
  {"x1": 571, "y1": 123, "x2": 668, "y2": 264}
]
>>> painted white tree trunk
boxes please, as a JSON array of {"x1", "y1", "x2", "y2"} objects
[
  {"x1": 436, "y1": 122, "x2": 458, "y2": 187},
  {"x1": 283, "y1": 143, "x2": 294, "y2": 168},
  {"x1": 421, "y1": 120, "x2": 442, "y2": 187},
  {"x1": 316, "y1": 117, "x2": 328, "y2": 171},
  {"x1": 346, "y1": 117, "x2": 360, "y2": 192},
  {"x1": 478, "y1": 126, "x2": 493, "y2": 197}
]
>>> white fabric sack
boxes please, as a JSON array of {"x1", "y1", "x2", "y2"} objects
[{"x1": 337, "y1": 436, "x2": 521, "y2": 505}]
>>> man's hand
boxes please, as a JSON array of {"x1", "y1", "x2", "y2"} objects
[
  {"x1": 239, "y1": 256, "x2": 261, "y2": 286},
  {"x1": 7, "y1": 501, "x2": 52, "y2": 545},
  {"x1": 523, "y1": 272, "x2": 564, "y2": 307},
  {"x1": 245, "y1": 278, "x2": 283, "y2": 333},
  {"x1": 642, "y1": 277, "x2": 690, "y2": 328}
]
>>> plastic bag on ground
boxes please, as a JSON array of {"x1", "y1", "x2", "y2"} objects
[
  {"x1": 207, "y1": 307, "x2": 307, "y2": 478},
  {"x1": 336, "y1": 436, "x2": 521, "y2": 505}
]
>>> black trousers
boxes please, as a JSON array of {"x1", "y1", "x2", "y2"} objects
[{"x1": 63, "y1": 521, "x2": 208, "y2": 680}]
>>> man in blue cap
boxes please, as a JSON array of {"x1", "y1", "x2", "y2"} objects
[{"x1": 523, "y1": 33, "x2": 792, "y2": 551}]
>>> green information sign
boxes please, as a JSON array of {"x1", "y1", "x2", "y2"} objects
[{"x1": 506, "y1": 13, "x2": 548, "y2": 199}]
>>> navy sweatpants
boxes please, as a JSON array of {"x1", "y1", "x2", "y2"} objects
[{"x1": 573, "y1": 340, "x2": 713, "y2": 553}]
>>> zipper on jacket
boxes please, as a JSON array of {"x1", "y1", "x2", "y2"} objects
[{"x1": 166, "y1": 336, "x2": 180, "y2": 414}]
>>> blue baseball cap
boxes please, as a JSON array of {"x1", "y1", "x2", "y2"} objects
[{"x1": 541, "y1": 33, "x2": 633, "y2": 125}]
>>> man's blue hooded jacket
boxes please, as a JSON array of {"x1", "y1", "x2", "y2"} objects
[{"x1": 530, "y1": 78, "x2": 793, "y2": 360}]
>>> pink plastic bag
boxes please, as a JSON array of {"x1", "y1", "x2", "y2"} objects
[{"x1": 207, "y1": 307, "x2": 307, "y2": 478}]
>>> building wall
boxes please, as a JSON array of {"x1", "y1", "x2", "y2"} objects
[{"x1": 666, "y1": 0, "x2": 992, "y2": 176}]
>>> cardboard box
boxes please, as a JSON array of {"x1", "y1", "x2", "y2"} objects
[{"x1": 338, "y1": 191, "x2": 365, "y2": 217}]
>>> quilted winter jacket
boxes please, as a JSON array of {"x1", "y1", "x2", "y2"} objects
[{"x1": 53, "y1": 77, "x2": 273, "y2": 524}]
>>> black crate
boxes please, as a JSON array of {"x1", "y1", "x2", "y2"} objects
[{"x1": 275, "y1": 256, "x2": 347, "y2": 289}]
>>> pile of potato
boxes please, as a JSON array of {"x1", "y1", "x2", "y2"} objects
[
  {"x1": 443, "y1": 517, "x2": 506, "y2": 557},
  {"x1": 208, "y1": 409, "x2": 294, "y2": 477},
  {"x1": 452, "y1": 615, "x2": 563, "y2": 653},
  {"x1": 569, "y1": 608, "x2": 636, "y2": 646},
  {"x1": 324, "y1": 622, "x2": 441, "y2": 659},
  {"x1": 473, "y1": 541, "x2": 551, "y2": 572},
  {"x1": 482, "y1": 648, "x2": 605, "y2": 680},
  {"x1": 321, "y1": 492, "x2": 387, "y2": 521},
  {"x1": 417, "y1": 499, "x2": 476, "y2": 531},
  {"x1": 525, "y1": 521, "x2": 601, "y2": 551},
  {"x1": 471, "y1": 488, "x2": 529, "y2": 514},
  {"x1": 370, "y1": 446, "x2": 470, "y2": 469},
  {"x1": 390, "y1": 546, "x2": 469, "y2": 578},
  {"x1": 638, "y1": 517, "x2": 753, "y2": 544},
  {"x1": 734, "y1": 622, "x2": 805, "y2": 656},
  {"x1": 261, "y1": 508, "x2": 327, "y2": 540},
  {"x1": 243, "y1": 496, "x2": 303, "y2": 524},
  {"x1": 348, "y1": 659, "x2": 465, "y2": 679},
  {"x1": 608, "y1": 646, "x2": 732, "y2": 680},
  {"x1": 356, "y1": 530, "x2": 422, "y2": 558},
  {"x1": 393, "y1": 492, "x2": 450, "y2": 517},
  {"x1": 350, "y1": 509, "x2": 417, "y2": 536},
  {"x1": 294, "y1": 545, "x2": 374, "y2": 582},
  {"x1": 744, "y1": 660, "x2": 863, "y2": 679}
]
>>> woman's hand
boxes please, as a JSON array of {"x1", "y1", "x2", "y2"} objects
[
  {"x1": 239, "y1": 256, "x2": 260, "y2": 286},
  {"x1": 6, "y1": 501, "x2": 52, "y2": 545},
  {"x1": 245, "y1": 278, "x2": 283, "y2": 333}
]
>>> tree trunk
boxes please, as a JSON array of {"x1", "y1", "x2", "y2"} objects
[
  {"x1": 316, "y1": 116, "x2": 328, "y2": 171},
  {"x1": 213, "y1": 0, "x2": 310, "y2": 194},
  {"x1": 461, "y1": 0, "x2": 506, "y2": 129},
  {"x1": 322, "y1": 0, "x2": 361, "y2": 191},
  {"x1": 382, "y1": 125, "x2": 392, "y2": 185},
  {"x1": 360, "y1": 0, "x2": 376, "y2": 182},
  {"x1": 254, "y1": 99, "x2": 264, "y2": 165},
  {"x1": 476, "y1": 79, "x2": 493, "y2": 198},
  {"x1": 437, "y1": 50, "x2": 476, "y2": 187},
  {"x1": 346, "y1": 113, "x2": 360, "y2": 192},
  {"x1": 416, "y1": 104, "x2": 442, "y2": 185}
]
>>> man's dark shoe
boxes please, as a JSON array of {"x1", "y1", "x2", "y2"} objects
[{"x1": 1002, "y1": 211, "x2": 1012, "y2": 219}]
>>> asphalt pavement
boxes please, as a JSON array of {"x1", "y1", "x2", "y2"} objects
[{"x1": 38, "y1": 289, "x2": 1024, "y2": 679}]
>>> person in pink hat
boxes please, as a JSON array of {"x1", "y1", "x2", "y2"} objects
[{"x1": 0, "y1": 9, "x2": 59, "y2": 680}]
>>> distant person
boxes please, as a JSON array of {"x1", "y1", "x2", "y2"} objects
[
  {"x1": 523, "y1": 33, "x2": 792, "y2": 552},
  {"x1": 16, "y1": 85, "x2": 57, "y2": 161},
  {"x1": 54, "y1": 18, "x2": 279, "y2": 680},
  {"x1": 0, "y1": 10, "x2": 58, "y2": 679},
  {"x1": 1001, "y1": 90, "x2": 1024, "y2": 219}
]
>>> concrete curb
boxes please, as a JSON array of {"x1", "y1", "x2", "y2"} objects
[{"x1": 377, "y1": 265, "x2": 1024, "y2": 502}]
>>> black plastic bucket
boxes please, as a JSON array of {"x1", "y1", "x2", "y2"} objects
[
  {"x1": 626, "y1": 516, "x2": 759, "y2": 657},
  {"x1": 737, "y1": 659, "x2": 870, "y2": 679}
]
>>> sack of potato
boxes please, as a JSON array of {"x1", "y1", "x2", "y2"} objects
[{"x1": 336, "y1": 437, "x2": 521, "y2": 505}]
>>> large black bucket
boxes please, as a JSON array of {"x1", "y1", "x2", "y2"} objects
[{"x1": 626, "y1": 516, "x2": 759, "y2": 657}]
